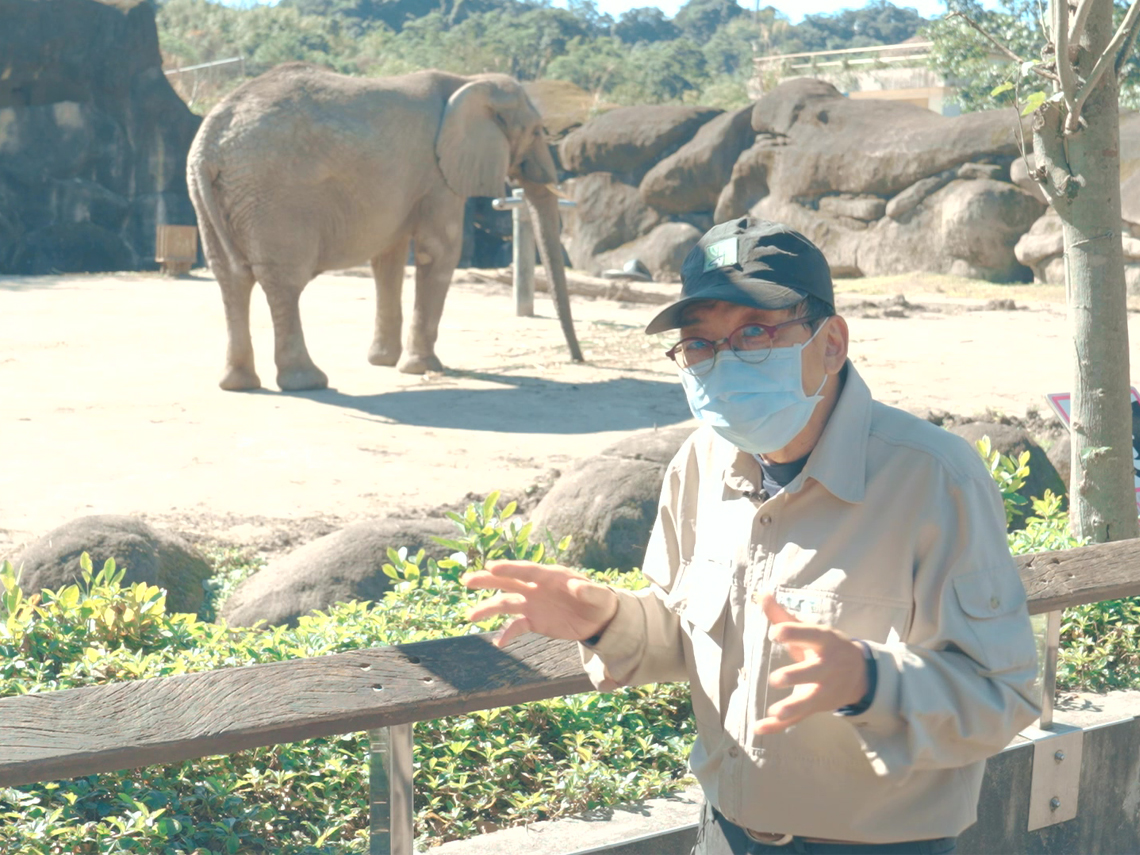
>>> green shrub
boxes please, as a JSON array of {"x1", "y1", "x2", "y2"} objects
[
  {"x1": 975, "y1": 439, "x2": 1140, "y2": 693},
  {"x1": 0, "y1": 496, "x2": 692, "y2": 853}
]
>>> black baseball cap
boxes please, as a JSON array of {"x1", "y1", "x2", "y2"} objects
[{"x1": 644, "y1": 218, "x2": 834, "y2": 334}]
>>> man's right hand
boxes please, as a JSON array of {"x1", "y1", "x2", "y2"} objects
[{"x1": 462, "y1": 561, "x2": 619, "y2": 648}]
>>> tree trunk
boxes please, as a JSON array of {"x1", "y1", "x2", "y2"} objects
[{"x1": 1034, "y1": 0, "x2": 1138, "y2": 542}]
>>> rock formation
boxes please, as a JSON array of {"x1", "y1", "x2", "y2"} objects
[{"x1": 0, "y1": 0, "x2": 201, "y2": 275}]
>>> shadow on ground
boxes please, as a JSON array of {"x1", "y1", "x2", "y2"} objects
[{"x1": 274, "y1": 374, "x2": 692, "y2": 434}]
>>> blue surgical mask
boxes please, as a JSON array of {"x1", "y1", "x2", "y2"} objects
[{"x1": 679, "y1": 323, "x2": 828, "y2": 454}]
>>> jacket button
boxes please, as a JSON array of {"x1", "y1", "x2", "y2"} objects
[
  {"x1": 990, "y1": 596, "x2": 1001, "y2": 609},
  {"x1": 760, "y1": 514, "x2": 772, "y2": 526},
  {"x1": 729, "y1": 746, "x2": 740, "y2": 758}
]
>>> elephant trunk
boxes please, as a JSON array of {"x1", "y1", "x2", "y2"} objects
[{"x1": 519, "y1": 179, "x2": 583, "y2": 363}]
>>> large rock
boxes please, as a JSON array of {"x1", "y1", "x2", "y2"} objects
[
  {"x1": 221, "y1": 517, "x2": 458, "y2": 628},
  {"x1": 639, "y1": 105, "x2": 755, "y2": 215},
  {"x1": 1015, "y1": 211, "x2": 1065, "y2": 283},
  {"x1": 750, "y1": 79, "x2": 1025, "y2": 199},
  {"x1": 528, "y1": 425, "x2": 696, "y2": 572},
  {"x1": 12, "y1": 515, "x2": 211, "y2": 615},
  {"x1": 563, "y1": 172, "x2": 663, "y2": 270},
  {"x1": 714, "y1": 135, "x2": 783, "y2": 222},
  {"x1": 1015, "y1": 210, "x2": 1140, "y2": 287},
  {"x1": 0, "y1": 0, "x2": 201, "y2": 274},
  {"x1": 559, "y1": 105, "x2": 722, "y2": 182},
  {"x1": 947, "y1": 422, "x2": 1066, "y2": 526},
  {"x1": 593, "y1": 221, "x2": 702, "y2": 282},
  {"x1": 851, "y1": 178, "x2": 1044, "y2": 281}
]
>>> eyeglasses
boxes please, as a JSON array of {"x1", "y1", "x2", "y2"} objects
[{"x1": 665, "y1": 317, "x2": 819, "y2": 376}]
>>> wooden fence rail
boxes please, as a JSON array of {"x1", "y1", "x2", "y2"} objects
[{"x1": 1, "y1": 538, "x2": 1138, "y2": 790}]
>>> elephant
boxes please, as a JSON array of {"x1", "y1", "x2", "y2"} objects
[{"x1": 186, "y1": 62, "x2": 582, "y2": 391}]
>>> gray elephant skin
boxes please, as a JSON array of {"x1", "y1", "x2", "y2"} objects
[{"x1": 187, "y1": 62, "x2": 583, "y2": 391}]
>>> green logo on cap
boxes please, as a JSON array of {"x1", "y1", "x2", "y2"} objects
[{"x1": 703, "y1": 238, "x2": 738, "y2": 271}]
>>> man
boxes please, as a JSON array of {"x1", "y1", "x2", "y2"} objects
[{"x1": 464, "y1": 218, "x2": 1040, "y2": 854}]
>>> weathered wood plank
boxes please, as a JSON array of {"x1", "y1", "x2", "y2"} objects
[
  {"x1": 0, "y1": 632, "x2": 591, "y2": 788},
  {"x1": 1016, "y1": 539, "x2": 1140, "y2": 614},
  {"x1": 3, "y1": 537, "x2": 1140, "y2": 788}
]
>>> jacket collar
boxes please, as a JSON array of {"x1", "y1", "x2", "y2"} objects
[{"x1": 722, "y1": 360, "x2": 871, "y2": 504}]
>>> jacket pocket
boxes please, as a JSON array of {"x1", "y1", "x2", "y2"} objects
[{"x1": 952, "y1": 567, "x2": 1036, "y2": 674}]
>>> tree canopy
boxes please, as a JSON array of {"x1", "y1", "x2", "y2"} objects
[{"x1": 155, "y1": 0, "x2": 946, "y2": 115}]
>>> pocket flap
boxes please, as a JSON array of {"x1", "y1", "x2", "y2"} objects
[
  {"x1": 667, "y1": 559, "x2": 732, "y2": 633},
  {"x1": 953, "y1": 568, "x2": 1027, "y2": 618}
]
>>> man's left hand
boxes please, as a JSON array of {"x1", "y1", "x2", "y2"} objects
[{"x1": 754, "y1": 593, "x2": 870, "y2": 735}]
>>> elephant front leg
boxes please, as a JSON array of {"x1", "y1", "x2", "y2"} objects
[
  {"x1": 400, "y1": 225, "x2": 463, "y2": 375},
  {"x1": 368, "y1": 239, "x2": 409, "y2": 367},
  {"x1": 217, "y1": 269, "x2": 261, "y2": 391},
  {"x1": 257, "y1": 268, "x2": 329, "y2": 391}
]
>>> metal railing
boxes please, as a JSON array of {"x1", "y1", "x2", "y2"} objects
[
  {"x1": 753, "y1": 40, "x2": 934, "y2": 73},
  {"x1": 1, "y1": 537, "x2": 1138, "y2": 853},
  {"x1": 492, "y1": 189, "x2": 577, "y2": 317}
]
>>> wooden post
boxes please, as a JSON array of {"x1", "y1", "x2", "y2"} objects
[
  {"x1": 369, "y1": 724, "x2": 414, "y2": 855},
  {"x1": 511, "y1": 188, "x2": 535, "y2": 318},
  {"x1": 155, "y1": 225, "x2": 198, "y2": 276}
]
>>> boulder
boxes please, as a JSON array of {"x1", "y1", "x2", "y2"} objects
[
  {"x1": 947, "y1": 422, "x2": 1066, "y2": 526},
  {"x1": 528, "y1": 425, "x2": 696, "y2": 571},
  {"x1": 957, "y1": 162, "x2": 1007, "y2": 181},
  {"x1": 885, "y1": 170, "x2": 955, "y2": 220},
  {"x1": 1128, "y1": 264, "x2": 1140, "y2": 296},
  {"x1": 1009, "y1": 155, "x2": 1048, "y2": 204},
  {"x1": 1014, "y1": 210, "x2": 1064, "y2": 283},
  {"x1": 750, "y1": 79, "x2": 1027, "y2": 199},
  {"x1": 0, "y1": 0, "x2": 201, "y2": 274},
  {"x1": 855, "y1": 179, "x2": 1043, "y2": 281},
  {"x1": 939, "y1": 179, "x2": 1045, "y2": 280},
  {"x1": 12, "y1": 515, "x2": 211, "y2": 615},
  {"x1": 222, "y1": 517, "x2": 458, "y2": 628},
  {"x1": 559, "y1": 105, "x2": 722, "y2": 182},
  {"x1": 562, "y1": 172, "x2": 663, "y2": 270},
  {"x1": 817, "y1": 194, "x2": 886, "y2": 222},
  {"x1": 1047, "y1": 433, "x2": 1071, "y2": 489},
  {"x1": 639, "y1": 105, "x2": 755, "y2": 214},
  {"x1": 714, "y1": 134, "x2": 783, "y2": 222},
  {"x1": 593, "y1": 221, "x2": 702, "y2": 282}
]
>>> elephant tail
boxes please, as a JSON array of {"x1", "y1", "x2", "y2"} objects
[{"x1": 187, "y1": 151, "x2": 246, "y2": 275}]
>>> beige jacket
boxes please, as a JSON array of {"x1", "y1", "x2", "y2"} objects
[{"x1": 581, "y1": 363, "x2": 1040, "y2": 843}]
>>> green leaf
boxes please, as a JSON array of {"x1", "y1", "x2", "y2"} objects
[
  {"x1": 991, "y1": 81, "x2": 1014, "y2": 97},
  {"x1": 1021, "y1": 90, "x2": 1048, "y2": 115}
]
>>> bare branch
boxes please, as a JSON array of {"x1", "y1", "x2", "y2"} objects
[
  {"x1": 1054, "y1": 0, "x2": 1079, "y2": 110},
  {"x1": 1068, "y1": 0, "x2": 1094, "y2": 45},
  {"x1": 1115, "y1": 0, "x2": 1140, "y2": 77},
  {"x1": 945, "y1": 11, "x2": 1060, "y2": 82},
  {"x1": 1069, "y1": 0, "x2": 1140, "y2": 133}
]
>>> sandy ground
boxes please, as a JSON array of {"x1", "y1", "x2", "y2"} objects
[{"x1": 2, "y1": 267, "x2": 1139, "y2": 560}]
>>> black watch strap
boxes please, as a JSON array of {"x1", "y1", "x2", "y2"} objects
[{"x1": 836, "y1": 638, "x2": 878, "y2": 717}]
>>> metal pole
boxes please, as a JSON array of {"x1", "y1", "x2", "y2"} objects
[
  {"x1": 511, "y1": 188, "x2": 535, "y2": 317},
  {"x1": 1039, "y1": 609, "x2": 1062, "y2": 730},
  {"x1": 369, "y1": 724, "x2": 414, "y2": 855}
]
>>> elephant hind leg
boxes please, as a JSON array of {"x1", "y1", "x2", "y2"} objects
[
  {"x1": 254, "y1": 265, "x2": 328, "y2": 391},
  {"x1": 368, "y1": 237, "x2": 410, "y2": 367},
  {"x1": 217, "y1": 266, "x2": 261, "y2": 391},
  {"x1": 400, "y1": 208, "x2": 463, "y2": 375}
]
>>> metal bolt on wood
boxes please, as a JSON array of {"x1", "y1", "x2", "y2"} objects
[{"x1": 370, "y1": 724, "x2": 414, "y2": 855}]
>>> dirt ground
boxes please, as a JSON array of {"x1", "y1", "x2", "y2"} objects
[{"x1": 3, "y1": 266, "x2": 1139, "y2": 561}]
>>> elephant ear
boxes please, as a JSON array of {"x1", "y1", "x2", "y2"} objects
[{"x1": 436, "y1": 79, "x2": 513, "y2": 198}]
